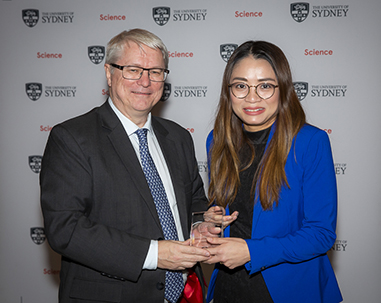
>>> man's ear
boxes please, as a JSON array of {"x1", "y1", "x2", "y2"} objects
[{"x1": 104, "y1": 64, "x2": 112, "y2": 87}]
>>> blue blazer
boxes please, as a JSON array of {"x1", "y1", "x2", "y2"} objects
[{"x1": 206, "y1": 124, "x2": 342, "y2": 303}]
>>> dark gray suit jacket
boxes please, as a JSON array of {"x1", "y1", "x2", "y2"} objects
[{"x1": 40, "y1": 101, "x2": 208, "y2": 302}]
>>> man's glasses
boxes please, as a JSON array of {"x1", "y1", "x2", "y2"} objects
[{"x1": 110, "y1": 63, "x2": 169, "y2": 82}]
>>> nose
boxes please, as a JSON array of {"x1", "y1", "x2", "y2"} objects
[
  {"x1": 246, "y1": 86, "x2": 261, "y2": 102},
  {"x1": 136, "y1": 70, "x2": 151, "y2": 87}
]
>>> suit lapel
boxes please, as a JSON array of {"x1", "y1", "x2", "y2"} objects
[{"x1": 98, "y1": 102, "x2": 162, "y2": 231}]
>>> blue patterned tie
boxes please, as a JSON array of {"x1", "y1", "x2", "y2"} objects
[{"x1": 135, "y1": 128, "x2": 184, "y2": 303}]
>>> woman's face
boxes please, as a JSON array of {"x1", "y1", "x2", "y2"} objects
[{"x1": 230, "y1": 56, "x2": 279, "y2": 132}]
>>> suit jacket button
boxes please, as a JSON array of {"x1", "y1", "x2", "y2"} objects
[{"x1": 156, "y1": 282, "x2": 165, "y2": 290}]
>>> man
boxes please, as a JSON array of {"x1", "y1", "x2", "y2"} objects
[{"x1": 40, "y1": 29, "x2": 213, "y2": 303}]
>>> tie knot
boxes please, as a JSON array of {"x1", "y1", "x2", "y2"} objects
[{"x1": 135, "y1": 128, "x2": 148, "y2": 144}]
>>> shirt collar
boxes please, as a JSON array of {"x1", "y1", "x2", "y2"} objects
[{"x1": 108, "y1": 98, "x2": 153, "y2": 136}]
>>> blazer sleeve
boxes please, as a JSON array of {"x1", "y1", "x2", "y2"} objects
[
  {"x1": 244, "y1": 129, "x2": 338, "y2": 274},
  {"x1": 40, "y1": 124, "x2": 150, "y2": 282}
]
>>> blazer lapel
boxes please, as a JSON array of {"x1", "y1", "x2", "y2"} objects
[{"x1": 99, "y1": 102, "x2": 162, "y2": 231}]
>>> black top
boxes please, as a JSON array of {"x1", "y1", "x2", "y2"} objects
[{"x1": 213, "y1": 127, "x2": 274, "y2": 303}]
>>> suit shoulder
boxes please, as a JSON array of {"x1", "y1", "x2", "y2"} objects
[
  {"x1": 60, "y1": 107, "x2": 99, "y2": 127},
  {"x1": 52, "y1": 106, "x2": 103, "y2": 137},
  {"x1": 153, "y1": 116, "x2": 184, "y2": 129},
  {"x1": 152, "y1": 116, "x2": 190, "y2": 137}
]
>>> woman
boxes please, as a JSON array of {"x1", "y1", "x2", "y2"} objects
[{"x1": 204, "y1": 41, "x2": 342, "y2": 303}]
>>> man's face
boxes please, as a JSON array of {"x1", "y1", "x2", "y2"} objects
[{"x1": 105, "y1": 42, "x2": 165, "y2": 127}]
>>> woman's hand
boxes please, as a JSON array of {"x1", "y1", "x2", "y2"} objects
[
  {"x1": 203, "y1": 237, "x2": 251, "y2": 269},
  {"x1": 205, "y1": 206, "x2": 239, "y2": 229}
]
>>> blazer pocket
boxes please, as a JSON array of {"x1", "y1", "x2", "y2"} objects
[{"x1": 69, "y1": 278, "x2": 122, "y2": 302}]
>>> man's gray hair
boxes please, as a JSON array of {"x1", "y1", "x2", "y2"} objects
[{"x1": 105, "y1": 28, "x2": 169, "y2": 69}]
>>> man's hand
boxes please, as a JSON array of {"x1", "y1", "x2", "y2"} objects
[{"x1": 157, "y1": 239, "x2": 211, "y2": 270}]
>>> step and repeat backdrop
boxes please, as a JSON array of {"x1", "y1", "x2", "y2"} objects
[{"x1": 1, "y1": 0, "x2": 380, "y2": 302}]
